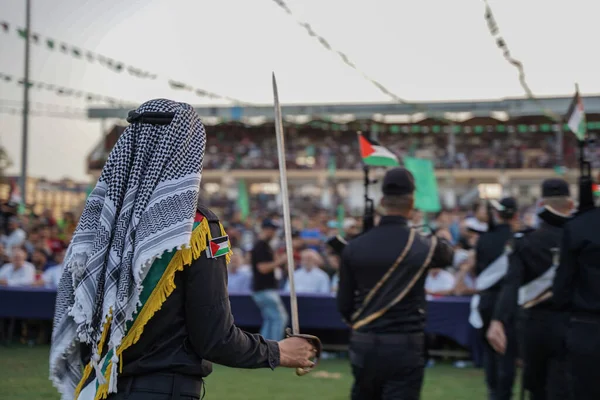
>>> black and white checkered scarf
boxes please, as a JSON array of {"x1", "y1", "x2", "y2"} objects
[{"x1": 49, "y1": 99, "x2": 206, "y2": 399}]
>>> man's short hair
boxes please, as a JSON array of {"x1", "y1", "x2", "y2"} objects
[
  {"x1": 542, "y1": 196, "x2": 571, "y2": 212},
  {"x1": 381, "y1": 194, "x2": 414, "y2": 212}
]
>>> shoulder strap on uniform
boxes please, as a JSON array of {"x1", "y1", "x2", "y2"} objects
[
  {"x1": 195, "y1": 203, "x2": 232, "y2": 263},
  {"x1": 352, "y1": 236, "x2": 439, "y2": 330},
  {"x1": 350, "y1": 228, "x2": 416, "y2": 322},
  {"x1": 197, "y1": 202, "x2": 220, "y2": 223}
]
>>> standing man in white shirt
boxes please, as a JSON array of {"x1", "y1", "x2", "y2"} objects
[
  {"x1": 1, "y1": 217, "x2": 27, "y2": 258},
  {"x1": 0, "y1": 247, "x2": 35, "y2": 287},
  {"x1": 285, "y1": 249, "x2": 330, "y2": 294}
]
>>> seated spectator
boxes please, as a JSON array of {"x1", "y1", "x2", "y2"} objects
[
  {"x1": 284, "y1": 249, "x2": 330, "y2": 294},
  {"x1": 291, "y1": 229, "x2": 305, "y2": 265},
  {"x1": 227, "y1": 248, "x2": 252, "y2": 293},
  {"x1": 452, "y1": 254, "x2": 478, "y2": 296},
  {"x1": 48, "y1": 225, "x2": 66, "y2": 256},
  {"x1": 0, "y1": 242, "x2": 9, "y2": 266},
  {"x1": 35, "y1": 248, "x2": 65, "y2": 289},
  {"x1": 1, "y1": 217, "x2": 26, "y2": 257},
  {"x1": 31, "y1": 248, "x2": 55, "y2": 273},
  {"x1": 300, "y1": 219, "x2": 323, "y2": 251},
  {"x1": 425, "y1": 268, "x2": 456, "y2": 297},
  {"x1": 0, "y1": 247, "x2": 36, "y2": 286}
]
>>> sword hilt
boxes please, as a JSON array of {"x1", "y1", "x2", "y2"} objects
[{"x1": 285, "y1": 328, "x2": 322, "y2": 376}]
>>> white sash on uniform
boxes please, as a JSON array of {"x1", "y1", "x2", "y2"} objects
[
  {"x1": 469, "y1": 252, "x2": 509, "y2": 329},
  {"x1": 518, "y1": 265, "x2": 556, "y2": 306},
  {"x1": 519, "y1": 247, "x2": 560, "y2": 306}
]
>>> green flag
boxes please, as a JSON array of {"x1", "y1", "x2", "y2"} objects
[
  {"x1": 237, "y1": 179, "x2": 250, "y2": 221},
  {"x1": 403, "y1": 157, "x2": 441, "y2": 212},
  {"x1": 337, "y1": 204, "x2": 345, "y2": 237},
  {"x1": 328, "y1": 156, "x2": 336, "y2": 178}
]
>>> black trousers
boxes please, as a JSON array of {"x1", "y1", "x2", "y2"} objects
[
  {"x1": 566, "y1": 316, "x2": 600, "y2": 400},
  {"x1": 349, "y1": 331, "x2": 425, "y2": 400},
  {"x1": 106, "y1": 373, "x2": 204, "y2": 400},
  {"x1": 521, "y1": 310, "x2": 570, "y2": 400},
  {"x1": 480, "y1": 319, "x2": 517, "y2": 400}
]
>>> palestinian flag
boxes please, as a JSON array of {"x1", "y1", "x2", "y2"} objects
[
  {"x1": 566, "y1": 87, "x2": 586, "y2": 141},
  {"x1": 593, "y1": 183, "x2": 600, "y2": 197},
  {"x1": 207, "y1": 235, "x2": 231, "y2": 259},
  {"x1": 358, "y1": 133, "x2": 399, "y2": 167}
]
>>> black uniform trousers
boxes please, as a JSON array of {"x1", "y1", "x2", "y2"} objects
[
  {"x1": 480, "y1": 305, "x2": 517, "y2": 400},
  {"x1": 566, "y1": 315, "x2": 600, "y2": 400},
  {"x1": 349, "y1": 331, "x2": 425, "y2": 400},
  {"x1": 106, "y1": 373, "x2": 204, "y2": 400},
  {"x1": 521, "y1": 310, "x2": 570, "y2": 400}
]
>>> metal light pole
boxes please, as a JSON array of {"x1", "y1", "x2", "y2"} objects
[{"x1": 20, "y1": 0, "x2": 31, "y2": 210}]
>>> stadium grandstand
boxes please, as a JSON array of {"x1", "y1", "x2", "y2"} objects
[{"x1": 86, "y1": 95, "x2": 600, "y2": 212}]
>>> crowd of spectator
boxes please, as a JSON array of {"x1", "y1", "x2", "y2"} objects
[
  {"x1": 0, "y1": 202, "x2": 75, "y2": 291},
  {"x1": 0, "y1": 195, "x2": 538, "y2": 297},
  {"x1": 200, "y1": 127, "x2": 590, "y2": 170},
  {"x1": 1, "y1": 194, "x2": 537, "y2": 353},
  {"x1": 223, "y1": 202, "x2": 536, "y2": 302}
]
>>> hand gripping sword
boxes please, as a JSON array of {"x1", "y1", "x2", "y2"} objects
[{"x1": 272, "y1": 73, "x2": 322, "y2": 376}]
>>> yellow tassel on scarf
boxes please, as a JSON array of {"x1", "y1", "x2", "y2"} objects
[{"x1": 74, "y1": 217, "x2": 232, "y2": 400}]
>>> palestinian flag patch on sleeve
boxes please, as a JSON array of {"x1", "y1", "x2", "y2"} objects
[{"x1": 206, "y1": 235, "x2": 230, "y2": 259}]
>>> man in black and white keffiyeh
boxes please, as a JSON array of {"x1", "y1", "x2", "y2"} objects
[
  {"x1": 50, "y1": 99, "x2": 206, "y2": 399},
  {"x1": 50, "y1": 98, "x2": 318, "y2": 400}
]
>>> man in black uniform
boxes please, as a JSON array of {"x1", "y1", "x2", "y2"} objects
[
  {"x1": 487, "y1": 179, "x2": 573, "y2": 400},
  {"x1": 50, "y1": 99, "x2": 318, "y2": 400},
  {"x1": 470, "y1": 197, "x2": 520, "y2": 400},
  {"x1": 553, "y1": 186, "x2": 600, "y2": 400},
  {"x1": 337, "y1": 167, "x2": 454, "y2": 400}
]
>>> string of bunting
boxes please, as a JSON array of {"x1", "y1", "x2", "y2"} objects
[
  {"x1": 0, "y1": 98, "x2": 88, "y2": 114},
  {"x1": 0, "y1": 20, "x2": 251, "y2": 105},
  {"x1": 270, "y1": 0, "x2": 454, "y2": 126},
  {"x1": 166, "y1": 79, "x2": 251, "y2": 105},
  {"x1": 0, "y1": 105, "x2": 87, "y2": 120},
  {"x1": 0, "y1": 72, "x2": 136, "y2": 106},
  {"x1": 481, "y1": 0, "x2": 562, "y2": 123},
  {"x1": 0, "y1": 20, "x2": 155, "y2": 80}
]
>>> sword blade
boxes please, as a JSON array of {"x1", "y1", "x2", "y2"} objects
[{"x1": 272, "y1": 72, "x2": 300, "y2": 335}]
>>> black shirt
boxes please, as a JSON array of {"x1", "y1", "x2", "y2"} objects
[
  {"x1": 493, "y1": 215, "x2": 567, "y2": 324},
  {"x1": 251, "y1": 239, "x2": 277, "y2": 292},
  {"x1": 337, "y1": 215, "x2": 454, "y2": 334},
  {"x1": 474, "y1": 223, "x2": 513, "y2": 318},
  {"x1": 83, "y1": 205, "x2": 280, "y2": 380},
  {"x1": 554, "y1": 207, "x2": 600, "y2": 315}
]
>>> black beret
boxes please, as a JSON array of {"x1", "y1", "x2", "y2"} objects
[
  {"x1": 491, "y1": 197, "x2": 518, "y2": 214},
  {"x1": 541, "y1": 178, "x2": 570, "y2": 198},
  {"x1": 382, "y1": 168, "x2": 416, "y2": 196}
]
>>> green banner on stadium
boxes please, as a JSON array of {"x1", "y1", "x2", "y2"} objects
[{"x1": 403, "y1": 157, "x2": 441, "y2": 212}]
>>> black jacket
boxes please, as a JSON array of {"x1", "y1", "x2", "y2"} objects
[
  {"x1": 337, "y1": 215, "x2": 454, "y2": 334},
  {"x1": 554, "y1": 207, "x2": 600, "y2": 315},
  {"x1": 84, "y1": 204, "x2": 280, "y2": 379},
  {"x1": 474, "y1": 223, "x2": 513, "y2": 319},
  {"x1": 493, "y1": 210, "x2": 569, "y2": 324}
]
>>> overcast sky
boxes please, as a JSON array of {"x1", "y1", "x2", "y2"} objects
[{"x1": 0, "y1": 0, "x2": 598, "y2": 181}]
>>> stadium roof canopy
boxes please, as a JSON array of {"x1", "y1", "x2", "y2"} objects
[{"x1": 87, "y1": 94, "x2": 600, "y2": 121}]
